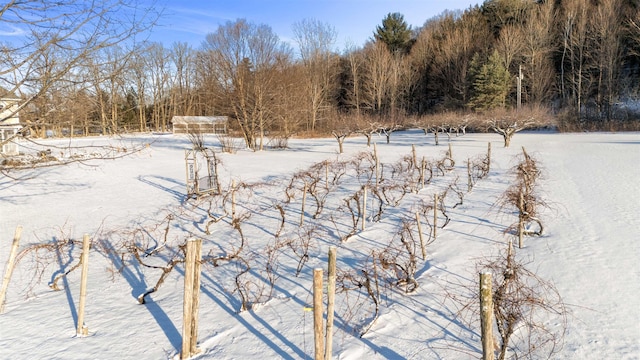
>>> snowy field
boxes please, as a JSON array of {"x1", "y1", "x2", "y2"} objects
[{"x1": 0, "y1": 130, "x2": 639, "y2": 359}]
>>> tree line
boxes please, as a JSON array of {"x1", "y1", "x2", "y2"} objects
[{"x1": 3, "y1": 0, "x2": 639, "y2": 148}]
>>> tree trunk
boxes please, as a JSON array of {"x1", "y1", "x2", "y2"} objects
[{"x1": 503, "y1": 133, "x2": 513, "y2": 147}]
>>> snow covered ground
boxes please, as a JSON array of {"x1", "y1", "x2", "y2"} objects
[{"x1": 0, "y1": 130, "x2": 638, "y2": 359}]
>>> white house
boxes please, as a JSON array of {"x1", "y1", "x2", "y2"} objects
[{"x1": 0, "y1": 95, "x2": 22, "y2": 155}]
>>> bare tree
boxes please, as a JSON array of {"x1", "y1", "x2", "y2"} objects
[
  {"x1": 387, "y1": 53, "x2": 411, "y2": 118},
  {"x1": 427, "y1": 10, "x2": 491, "y2": 108},
  {"x1": 331, "y1": 128, "x2": 352, "y2": 154},
  {"x1": 86, "y1": 55, "x2": 111, "y2": 135},
  {"x1": 104, "y1": 46, "x2": 129, "y2": 133},
  {"x1": 495, "y1": 25, "x2": 524, "y2": 72},
  {"x1": 354, "y1": 115, "x2": 381, "y2": 147},
  {"x1": 592, "y1": 0, "x2": 625, "y2": 121},
  {"x1": 192, "y1": 47, "x2": 224, "y2": 118},
  {"x1": 146, "y1": 42, "x2": 171, "y2": 132},
  {"x1": 629, "y1": 17, "x2": 640, "y2": 57},
  {"x1": 292, "y1": 18, "x2": 338, "y2": 132},
  {"x1": 518, "y1": 0, "x2": 557, "y2": 105},
  {"x1": 0, "y1": 0, "x2": 159, "y2": 145},
  {"x1": 269, "y1": 57, "x2": 306, "y2": 142},
  {"x1": 485, "y1": 106, "x2": 554, "y2": 147},
  {"x1": 202, "y1": 19, "x2": 290, "y2": 150},
  {"x1": 362, "y1": 41, "x2": 392, "y2": 113},
  {"x1": 170, "y1": 42, "x2": 197, "y2": 119},
  {"x1": 559, "y1": 0, "x2": 592, "y2": 121},
  {"x1": 128, "y1": 44, "x2": 151, "y2": 131},
  {"x1": 342, "y1": 42, "x2": 365, "y2": 116}
]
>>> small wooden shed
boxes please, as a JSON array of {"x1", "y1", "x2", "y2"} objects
[{"x1": 172, "y1": 116, "x2": 228, "y2": 135}]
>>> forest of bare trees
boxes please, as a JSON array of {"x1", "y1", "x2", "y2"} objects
[{"x1": 2, "y1": 0, "x2": 639, "y2": 145}]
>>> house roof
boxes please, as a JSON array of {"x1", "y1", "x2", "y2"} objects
[
  {"x1": 171, "y1": 116, "x2": 228, "y2": 124},
  {"x1": 0, "y1": 86, "x2": 20, "y2": 100}
]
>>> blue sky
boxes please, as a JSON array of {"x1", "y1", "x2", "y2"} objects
[{"x1": 147, "y1": 0, "x2": 483, "y2": 51}]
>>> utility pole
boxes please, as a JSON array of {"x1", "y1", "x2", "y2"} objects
[{"x1": 517, "y1": 65, "x2": 522, "y2": 111}]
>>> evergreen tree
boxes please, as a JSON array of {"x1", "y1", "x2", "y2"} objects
[
  {"x1": 374, "y1": 12, "x2": 414, "y2": 55},
  {"x1": 468, "y1": 50, "x2": 511, "y2": 110}
]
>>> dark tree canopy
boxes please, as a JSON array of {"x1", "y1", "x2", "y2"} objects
[{"x1": 374, "y1": 12, "x2": 414, "y2": 55}]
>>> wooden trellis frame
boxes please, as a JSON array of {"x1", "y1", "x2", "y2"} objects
[{"x1": 185, "y1": 148, "x2": 220, "y2": 198}]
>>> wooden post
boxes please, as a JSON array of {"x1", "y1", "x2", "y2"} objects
[
  {"x1": 448, "y1": 142, "x2": 453, "y2": 159},
  {"x1": 182, "y1": 238, "x2": 203, "y2": 359},
  {"x1": 231, "y1": 179, "x2": 237, "y2": 219},
  {"x1": 362, "y1": 186, "x2": 367, "y2": 231},
  {"x1": 467, "y1": 158, "x2": 472, "y2": 192},
  {"x1": 313, "y1": 268, "x2": 324, "y2": 360},
  {"x1": 421, "y1": 157, "x2": 426, "y2": 188},
  {"x1": 487, "y1": 142, "x2": 492, "y2": 173},
  {"x1": 182, "y1": 244, "x2": 195, "y2": 358},
  {"x1": 480, "y1": 273, "x2": 495, "y2": 360},
  {"x1": 76, "y1": 234, "x2": 90, "y2": 336},
  {"x1": 416, "y1": 212, "x2": 426, "y2": 260},
  {"x1": 518, "y1": 190, "x2": 524, "y2": 249},
  {"x1": 411, "y1": 144, "x2": 417, "y2": 169},
  {"x1": 325, "y1": 160, "x2": 329, "y2": 190},
  {"x1": 418, "y1": 157, "x2": 424, "y2": 188},
  {"x1": 190, "y1": 239, "x2": 202, "y2": 354},
  {"x1": 300, "y1": 181, "x2": 308, "y2": 226},
  {"x1": 325, "y1": 248, "x2": 336, "y2": 360},
  {"x1": 0, "y1": 225, "x2": 22, "y2": 313},
  {"x1": 433, "y1": 193, "x2": 438, "y2": 240},
  {"x1": 373, "y1": 143, "x2": 379, "y2": 189}
]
